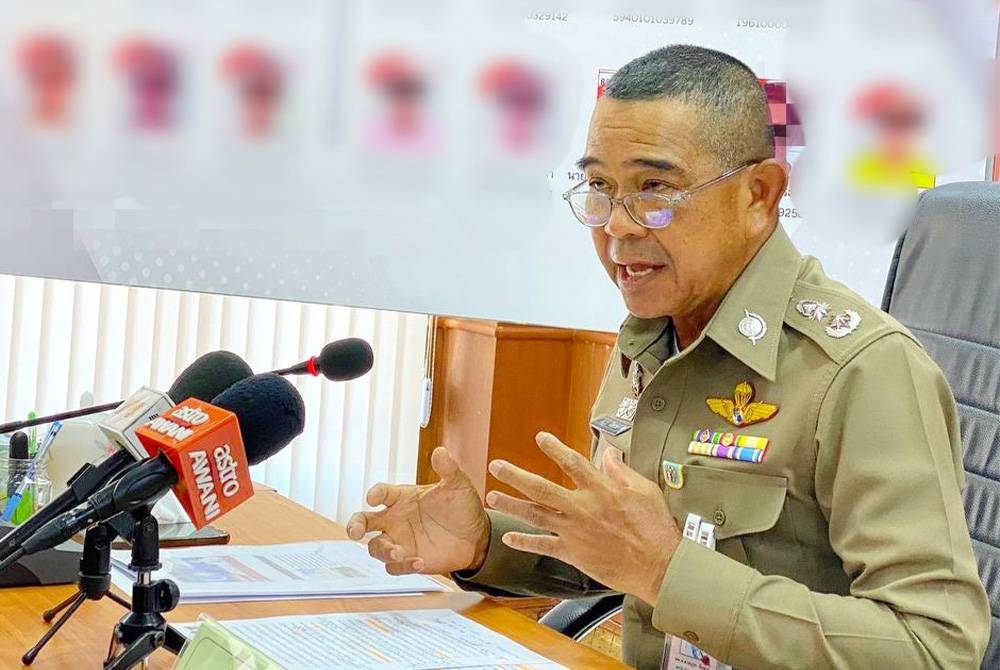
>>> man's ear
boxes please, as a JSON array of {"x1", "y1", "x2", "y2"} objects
[{"x1": 746, "y1": 159, "x2": 788, "y2": 231}]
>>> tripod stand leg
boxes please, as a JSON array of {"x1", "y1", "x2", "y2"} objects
[
  {"x1": 164, "y1": 624, "x2": 187, "y2": 654},
  {"x1": 103, "y1": 630, "x2": 165, "y2": 670},
  {"x1": 22, "y1": 591, "x2": 87, "y2": 665},
  {"x1": 106, "y1": 591, "x2": 131, "y2": 609},
  {"x1": 41, "y1": 590, "x2": 85, "y2": 623}
]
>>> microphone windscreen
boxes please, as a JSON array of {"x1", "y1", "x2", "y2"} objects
[
  {"x1": 211, "y1": 373, "x2": 305, "y2": 465},
  {"x1": 9, "y1": 432, "x2": 29, "y2": 460},
  {"x1": 168, "y1": 351, "x2": 254, "y2": 403},
  {"x1": 318, "y1": 338, "x2": 374, "y2": 381}
]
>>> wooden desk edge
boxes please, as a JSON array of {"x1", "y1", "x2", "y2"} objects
[{"x1": 0, "y1": 488, "x2": 627, "y2": 669}]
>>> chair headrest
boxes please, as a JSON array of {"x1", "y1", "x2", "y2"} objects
[{"x1": 885, "y1": 181, "x2": 1000, "y2": 349}]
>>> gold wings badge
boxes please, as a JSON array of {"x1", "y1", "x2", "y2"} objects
[{"x1": 706, "y1": 381, "x2": 778, "y2": 427}]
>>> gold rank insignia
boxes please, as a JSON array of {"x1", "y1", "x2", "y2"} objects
[{"x1": 706, "y1": 381, "x2": 779, "y2": 427}]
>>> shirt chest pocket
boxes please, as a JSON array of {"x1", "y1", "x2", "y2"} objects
[{"x1": 666, "y1": 464, "x2": 788, "y2": 564}]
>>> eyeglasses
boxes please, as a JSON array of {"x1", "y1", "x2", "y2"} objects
[{"x1": 561, "y1": 160, "x2": 759, "y2": 230}]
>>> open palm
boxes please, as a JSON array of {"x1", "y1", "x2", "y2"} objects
[{"x1": 347, "y1": 447, "x2": 490, "y2": 576}]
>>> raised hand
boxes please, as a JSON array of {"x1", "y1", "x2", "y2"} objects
[{"x1": 347, "y1": 446, "x2": 491, "y2": 576}]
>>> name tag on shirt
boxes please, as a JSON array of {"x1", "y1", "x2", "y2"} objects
[{"x1": 590, "y1": 415, "x2": 631, "y2": 436}]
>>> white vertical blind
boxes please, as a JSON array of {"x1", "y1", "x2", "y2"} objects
[{"x1": 0, "y1": 274, "x2": 427, "y2": 523}]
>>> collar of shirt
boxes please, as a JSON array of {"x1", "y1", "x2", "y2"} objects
[{"x1": 617, "y1": 224, "x2": 802, "y2": 382}]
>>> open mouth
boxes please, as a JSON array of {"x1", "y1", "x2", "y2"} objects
[{"x1": 616, "y1": 262, "x2": 665, "y2": 288}]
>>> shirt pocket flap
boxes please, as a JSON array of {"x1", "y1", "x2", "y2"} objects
[{"x1": 673, "y1": 464, "x2": 788, "y2": 541}]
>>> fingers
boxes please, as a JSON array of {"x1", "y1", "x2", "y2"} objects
[
  {"x1": 346, "y1": 510, "x2": 385, "y2": 540},
  {"x1": 601, "y1": 447, "x2": 647, "y2": 490},
  {"x1": 535, "y1": 432, "x2": 598, "y2": 488},
  {"x1": 601, "y1": 446, "x2": 630, "y2": 486},
  {"x1": 488, "y1": 459, "x2": 569, "y2": 510},
  {"x1": 431, "y1": 446, "x2": 466, "y2": 486},
  {"x1": 385, "y1": 557, "x2": 425, "y2": 576},
  {"x1": 366, "y1": 534, "x2": 406, "y2": 563},
  {"x1": 485, "y1": 490, "x2": 563, "y2": 533},
  {"x1": 501, "y1": 532, "x2": 564, "y2": 560},
  {"x1": 365, "y1": 534, "x2": 426, "y2": 574},
  {"x1": 366, "y1": 482, "x2": 405, "y2": 508}
]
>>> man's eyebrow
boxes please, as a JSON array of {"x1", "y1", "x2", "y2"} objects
[
  {"x1": 575, "y1": 156, "x2": 683, "y2": 172},
  {"x1": 629, "y1": 157, "x2": 680, "y2": 172}
]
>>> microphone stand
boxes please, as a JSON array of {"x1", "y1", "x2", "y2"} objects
[
  {"x1": 104, "y1": 507, "x2": 185, "y2": 670},
  {"x1": 1, "y1": 451, "x2": 136, "y2": 563},
  {"x1": 21, "y1": 523, "x2": 131, "y2": 665},
  {"x1": 0, "y1": 401, "x2": 120, "y2": 434}
]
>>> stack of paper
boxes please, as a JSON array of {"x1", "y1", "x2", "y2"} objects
[
  {"x1": 109, "y1": 541, "x2": 447, "y2": 603},
  {"x1": 175, "y1": 609, "x2": 568, "y2": 670}
]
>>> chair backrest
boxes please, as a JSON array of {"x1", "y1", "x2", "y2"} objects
[{"x1": 882, "y1": 181, "x2": 1000, "y2": 668}]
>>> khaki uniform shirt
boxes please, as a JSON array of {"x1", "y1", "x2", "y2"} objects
[{"x1": 454, "y1": 225, "x2": 990, "y2": 669}]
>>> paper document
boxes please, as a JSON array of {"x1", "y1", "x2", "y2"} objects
[
  {"x1": 176, "y1": 609, "x2": 567, "y2": 670},
  {"x1": 109, "y1": 541, "x2": 446, "y2": 603}
]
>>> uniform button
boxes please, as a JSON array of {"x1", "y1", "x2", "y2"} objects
[
  {"x1": 683, "y1": 631, "x2": 700, "y2": 643},
  {"x1": 650, "y1": 397, "x2": 666, "y2": 411},
  {"x1": 713, "y1": 508, "x2": 727, "y2": 526}
]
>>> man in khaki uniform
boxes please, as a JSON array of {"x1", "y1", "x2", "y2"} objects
[{"x1": 348, "y1": 45, "x2": 990, "y2": 669}]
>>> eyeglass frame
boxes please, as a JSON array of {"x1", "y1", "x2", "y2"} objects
[{"x1": 561, "y1": 159, "x2": 762, "y2": 229}]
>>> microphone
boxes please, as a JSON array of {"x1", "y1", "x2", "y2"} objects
[
  {"x1": 271, "y1": 338, "x2": 374, "y2": 381},
  {"x1": 166, "y1": 351, "x2": 254, "y2": 403},
  {"x1": 0, "y1": 351, "x2": 254, "y2": 562},
  {"x1": 0, "y1": 351, "x2": 254, "y2": 435},
  {"x1": 8, "y1": 374, "x2": 304, "y2": 562},
  {"x1": 97, "y1": 388, "x2": 173, "y2": 461},
  {"x1": 5, "y1": 432, "x2": 29, "y2": 499}
]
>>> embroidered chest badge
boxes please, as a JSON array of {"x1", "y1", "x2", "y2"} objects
[
  {"x1": 706, "y1": 381, "x2": 779, "y2": 427},
  {"x1": 662, "y1": 461, "x2": 685, "y2": 490}
]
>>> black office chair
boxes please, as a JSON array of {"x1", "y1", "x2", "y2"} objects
[
  {"x1": 882, "y1": 181, "x2": 1000, "y2": 669},
  {"x1": 538, "y1": 591, "x2": 624, "y2": 641},
  {"x1": 542, "y1": 182, "x2": 1000, "y2": 667}
]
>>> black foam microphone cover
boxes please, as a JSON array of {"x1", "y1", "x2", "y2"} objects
[
  {"x1": 168, "y1": 351, "x2": 254, "y2": 403},
  {"x1": 318, "y1": 338, "x2": 374, "y2": 381},
  {"x1": 8, "y1": 432, "x2": 29, "y2": 460},
  {"x1": 211, "y1": 373, "x2": 306, "y2": 465}
]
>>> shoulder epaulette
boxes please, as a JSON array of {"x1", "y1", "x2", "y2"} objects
[{"x1": 784, "y1": 279, "x2": 914, "y2": 364}]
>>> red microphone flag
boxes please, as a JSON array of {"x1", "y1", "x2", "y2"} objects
[{"x1": 135, "y1": 399, "x2": 254, "y2": 528}]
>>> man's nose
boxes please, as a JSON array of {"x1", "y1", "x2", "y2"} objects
[{"x1": 603, "y1": 201, "x2": 648, "y2": 239}]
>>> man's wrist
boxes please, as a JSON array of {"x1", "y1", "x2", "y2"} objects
[
  {"x1": 466, "y1": 512, "x2": 493, "y2": 572},
  {"x1": 640, "y1": 534, "x2": 680, "y2": 605}
]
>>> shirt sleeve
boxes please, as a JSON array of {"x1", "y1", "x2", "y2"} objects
[
  {"x1": 651, "y1": 333, "x2": 991, "y2": 669},
  {"x1": 450, "y1": 509, "x2": 610, "y2": 599}
]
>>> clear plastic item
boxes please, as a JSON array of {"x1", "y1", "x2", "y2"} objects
[
  {"x1": 172, "y1": 615, "x2": 287, "y2": 670},
  {"x1": 0, "y1": 453, "x2": 52, "y2": 525}
]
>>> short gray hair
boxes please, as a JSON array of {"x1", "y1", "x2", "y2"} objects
[{"x1": 604, "y1": 45, "x2": 775, "y2": 168}]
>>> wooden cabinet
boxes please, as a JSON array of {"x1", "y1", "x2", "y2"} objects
[{"x1": 417, "y1": 318, "x2": 616, "y2": 498}]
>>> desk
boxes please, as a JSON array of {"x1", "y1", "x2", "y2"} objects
[{"x1": 0, "y1": 488, "x2": 627, "y2": 669}]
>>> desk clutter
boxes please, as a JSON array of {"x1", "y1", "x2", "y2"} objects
[
  {"x1": 174, "y1": 610, "x2": 567, "y2": 670},
  {"x1": 108, "y1": 540, "x2": 447, "y2": 604}
]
